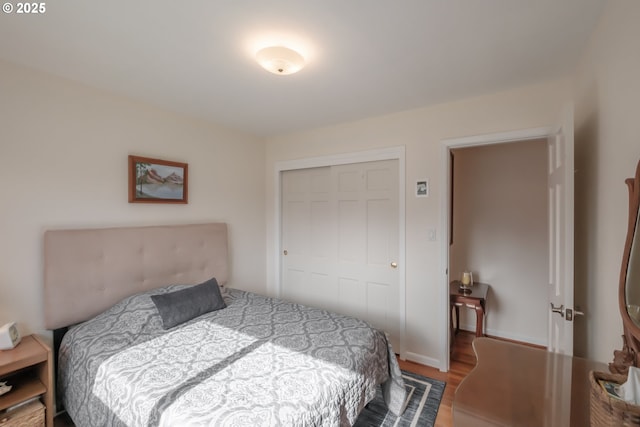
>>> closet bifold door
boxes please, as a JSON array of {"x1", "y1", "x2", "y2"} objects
[{"x1": 280, "y1": 160, "x2": 400, "y2": 349}]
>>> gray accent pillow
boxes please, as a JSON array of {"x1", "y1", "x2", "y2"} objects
[{"x1": 151, "y1": 277, "x2": 226, "y2": 329}]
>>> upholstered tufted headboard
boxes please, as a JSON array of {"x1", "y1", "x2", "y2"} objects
[{"x1": 44, "y1": 223, "x2": 228, "y2": 330}]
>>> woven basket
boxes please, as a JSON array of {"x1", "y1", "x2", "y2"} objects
[
  {"x1": 0, "y1": 400, "x2": 44, "y2": 427},
  {"x1": 590, "y1": 371, "x2": 640, "y2": 426}
]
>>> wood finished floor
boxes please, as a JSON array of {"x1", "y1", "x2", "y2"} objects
[
  {"x1": 54, "y1": 331, "x2": 478, "y2": 427},
  {"x1": 398, "y1": 331, "x2": 477, "y2": 427}
]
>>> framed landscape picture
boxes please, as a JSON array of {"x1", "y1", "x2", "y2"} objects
[{"x1": 128, "y1": 155, "x2": 188, "y2": 204}]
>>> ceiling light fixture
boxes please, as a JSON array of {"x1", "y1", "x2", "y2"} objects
[{"x1": 256, "y1": 46, "x2": 305, "y2": 75}]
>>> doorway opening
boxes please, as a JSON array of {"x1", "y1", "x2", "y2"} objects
[
  {"x1": 449, "y1": 139, "x2": 548, "y2": 350},
  {"x1": 439, "y1": 117, "x2": 575, "y2": 372}
]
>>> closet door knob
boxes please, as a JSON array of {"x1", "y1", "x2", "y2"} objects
[{"x1": 390, "y1": 262, "x2": 397, "y2": 269}]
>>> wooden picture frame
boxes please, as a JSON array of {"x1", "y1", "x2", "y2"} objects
[{"x1": 128, "y1": 155, "x2": 188, "y2": 204}]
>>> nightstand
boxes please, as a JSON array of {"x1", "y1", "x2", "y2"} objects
[
  {"x1": 450, "y1": 281, "x2": 489, "y2": 338},
  {"x1": 0, "y1": 335, "x2": 53, "y2": 427}
]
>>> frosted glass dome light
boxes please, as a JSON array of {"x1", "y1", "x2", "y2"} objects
[{"x1": 256, "y1": 46, "x2": 305, "y2": 75}]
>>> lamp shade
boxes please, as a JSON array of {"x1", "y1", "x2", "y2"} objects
[{"x1": 256, "y1": 46, "x2": 305, "y2": 75}]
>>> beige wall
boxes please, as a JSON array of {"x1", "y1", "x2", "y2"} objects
[
  {"x1": 265, "y1": 79, "x2": 570, "y2": 367},
  {"x1": 573, "y1": 0, "x2": 640, "y2": 363},
  {"x1": 0, "y1": 60, "x2": 266, "y2": 340},
  {"x1": 450, "y1": 140, "x2": 548, "y2": 345}
]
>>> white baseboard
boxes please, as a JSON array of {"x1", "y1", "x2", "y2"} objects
[
  {"x1": 404, "y1": 351, "x2": 443, "y2": 371},
  {"x1": 459, "y1": 324, "x2": 547, "y2": 347}
]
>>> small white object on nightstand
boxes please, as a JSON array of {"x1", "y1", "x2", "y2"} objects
[{"x1": 0, "y1": 322, "x2": 21, "y2": 350}]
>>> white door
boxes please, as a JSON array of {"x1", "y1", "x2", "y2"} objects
[
  {"x1": 281, "y1": 160, "x2": 400, "y2": 349},
  {"x1": 281, "y1": 166, "x2": 335, "y2": 310},
  {"x1": 547, "y1": 105, "x2": 575, "y2": 355}
]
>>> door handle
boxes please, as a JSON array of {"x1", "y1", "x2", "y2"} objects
[
  {"x1": 565, "y1": 306, "x2": 584, "y2": 321},
  {"x1": 390, "y1": 262, "x2": 398, "y2": 269},
  {"x1": 550, "y1": 303, "x2": 565, "y2": 318}
]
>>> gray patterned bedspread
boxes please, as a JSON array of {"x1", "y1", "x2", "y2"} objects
[{"x1": 59, "y1": 286, "x2": 406, "y2": 426}]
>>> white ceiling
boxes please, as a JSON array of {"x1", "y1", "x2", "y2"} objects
[{"x1": 0, "y1": 0, "x2": 606, "y2": 137}]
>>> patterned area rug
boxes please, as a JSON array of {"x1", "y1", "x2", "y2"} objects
[{"x1": 355, "y1": 370, "x2": 446, "y2": 427}]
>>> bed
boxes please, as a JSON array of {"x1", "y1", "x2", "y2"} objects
[{"x1": 44, "y1": 223, "x2": 406, "y2": 426}]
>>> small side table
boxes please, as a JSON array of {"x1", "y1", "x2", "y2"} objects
[
  {"x1": 450, "y1": 281, "x2": 489, "y2": 339},
  {"x1": 0, "y1": 335, "x2": 53, "y2": 427}
]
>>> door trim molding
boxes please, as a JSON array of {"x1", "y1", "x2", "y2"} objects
[
  {"x1": 439, "y1": 127, "x2": 552, "y2": 372},
  {"x1": 274, "y1": 146, "x2": 407, "y2": 358}
]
